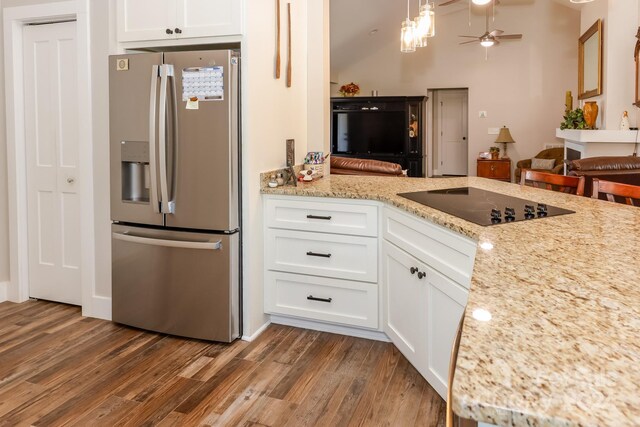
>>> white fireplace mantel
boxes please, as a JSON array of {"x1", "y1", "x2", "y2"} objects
[
  {"x1": 555, "y1": 129, "x2": 639, "y2": 144},
  {"x1": 556, "y1": 129, "x2": 640, "y2": 173}
]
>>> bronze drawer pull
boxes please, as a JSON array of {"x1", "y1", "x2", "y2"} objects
[
  {"x1": 306, "y1": 251, "x2": 332, "y2": 258},
  {"x1": 307, "y1": 214, "x2": 332, "y2": 220},
  {"x1": 307, "y1": 295, "x2": 332, "y2": 303}
]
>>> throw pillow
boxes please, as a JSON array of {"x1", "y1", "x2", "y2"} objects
[{"x1": 531, "y1": 158, "x2": 556, "y2": 170}]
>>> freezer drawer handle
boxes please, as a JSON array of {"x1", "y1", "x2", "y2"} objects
[
  {"x1": 112, "y1": 232, "x2": 222, "y2": 250},
  {"x1": 307, "y1": 295, "x2": 332, "y2": 303},
  {"x1": 306, "y1": 214, "x2": 332, "y2": 221},
  {"x1": 306, "y1": 251, "x2": 332, "y2": 258}
]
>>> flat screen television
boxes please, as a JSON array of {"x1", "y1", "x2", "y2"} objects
[{"x1": 332, "y1": 111, "x2": 406, "y2": 155}]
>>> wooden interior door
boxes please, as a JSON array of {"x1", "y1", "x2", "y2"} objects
[
  {"x1": 438, "y1": 90, "x2": 468, "y2": 176},
  {"x1": 24, "y1": 21, "x2": 81, "y2": 305}
]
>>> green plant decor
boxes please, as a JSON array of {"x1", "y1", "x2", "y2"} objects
[{"x1": 560, "y1": 108, "x2": 587, "y2": 130}]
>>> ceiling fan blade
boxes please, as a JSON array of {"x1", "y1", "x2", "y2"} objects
[
  {"x1": 460, "y1": 40, "x2": 479, "y2": 45},
  {"x1": 496, "y1": 34, "x2": 523, "y2": 40},
  {"x1": 459, "y1": 35, "x2": 480, "y2": 38},
  {"x1": 489, "y1": 29, "x2": 504, "y2": 37},
  {"x1": 439, "y1": 0, "x2": 462, "y2": 6}
]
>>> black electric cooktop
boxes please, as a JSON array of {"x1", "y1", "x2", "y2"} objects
[{"x1": 398, "y1": 187, "x2": 575, "y2": 226}]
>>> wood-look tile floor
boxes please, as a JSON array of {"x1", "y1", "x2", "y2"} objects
[{"x1": 0, "y1": 300, "x2": 445, "y2": 427}]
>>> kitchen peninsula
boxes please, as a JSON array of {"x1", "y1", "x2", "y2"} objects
[{"x1": 261, "y1": 174, "x2": 640, "y2": 427}]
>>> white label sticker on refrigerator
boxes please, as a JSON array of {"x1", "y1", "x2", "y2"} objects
[{"x1": 182, "y1": 66, "x2": 224, "y2": 102}]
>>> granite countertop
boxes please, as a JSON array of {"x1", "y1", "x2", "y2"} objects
[{"x1": 261, "y1": 174, "x2": 640, "y2": 427}]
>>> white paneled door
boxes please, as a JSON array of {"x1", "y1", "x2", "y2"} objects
[
  {"x1": 438, "y1": 90, "x2": 468, "y2": 176},
  {"x1": 23, "y1": 21, "x2": 81, "y2": 305}
]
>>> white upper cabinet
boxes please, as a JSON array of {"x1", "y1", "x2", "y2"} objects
[
  {"x1": 176, "y1": 0, "x2": 243, "y2": 39},
  {"x1": 117, "y1": 0, "x2": 243, "y2": 43}
]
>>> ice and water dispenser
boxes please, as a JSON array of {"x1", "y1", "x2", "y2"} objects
[{"x1": 121, "y1": 141, "x2": 150, "y2": 204}]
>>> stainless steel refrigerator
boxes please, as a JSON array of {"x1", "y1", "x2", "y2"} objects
[{"x1": 109, "y1": 50, "x2": 240, "y2": 342}]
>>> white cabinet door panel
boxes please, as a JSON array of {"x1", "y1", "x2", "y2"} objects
[
  {"x1": 383, "y1": 241, "x2": 428, "y2": 376},
  {"x1": 266, "y1": 229, "x2": 378, "y2": 283},
  {"x1": 265, "y1": 271, "x2": 378, "y2": 329},
  {"x1": 117, "y1": 0, "x2": 177, "y2": 42},
  {"x1": 265, "y1": 198, "x2": 378, "y2": 237},
  {"x1": 425, "y1": 266, "x2": 468, "y2": 399},
  {"x1": 383, "y1": 206, "x2": 476, "y2": 288},
  {"x1": 176, "y1": 0, "x2": 243, "y2": 38}
]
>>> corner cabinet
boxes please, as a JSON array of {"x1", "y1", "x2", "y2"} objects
[
  {"x1": 382, "y1": 206, "x2": 476, "y2": 399},
  {"x1": 117, "y1": 0, "x2": 243, "y2": 43}
]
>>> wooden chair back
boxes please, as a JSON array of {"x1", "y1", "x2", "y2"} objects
[
  {"x1": 592, "y1": 179, "x2": 640, "y2": 206},
  {"x1": 520, "y1": 169, "x2": 586, "y2": 196}
]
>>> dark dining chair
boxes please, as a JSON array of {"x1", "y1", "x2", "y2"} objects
[
  {"x1": 591, "y1": 179, "x2": 640, "y2": 206},
  {"x1": 520, "y1": 169, "x2": 585, "y2": 197}
]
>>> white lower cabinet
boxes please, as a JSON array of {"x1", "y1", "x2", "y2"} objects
[
  {"x1": 425, "y1": 264, "x2": 468, "y2": 399},
  {"x1": 264, "y1": 196, "x2": 381, "y2": 332},
  {"x1": 383, "y1": 240, "x2": 428, "y2": 374},
  {"x1": 383, "y1": 240, "x2": 469, "y2": 400}
]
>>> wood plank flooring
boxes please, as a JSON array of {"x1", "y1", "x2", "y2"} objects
[{"x1": 0, "y1": 300, "x2": 446, "y2": 426}]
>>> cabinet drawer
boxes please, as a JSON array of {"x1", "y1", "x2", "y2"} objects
[
  {"x1": 383, "y1": 207, "x2": 476, "y2": 288},
  {"x1": 265, "y1": 198, "x2": 378, "y2": 237},
  {"x1": 265, "y1": 271, "x2": 378, "y2": 329},
  {"x1": 265, "y1": 229, "x2": 378, "y2": 283}
]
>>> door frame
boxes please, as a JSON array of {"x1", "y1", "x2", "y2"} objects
[
  {"x1": 430, "y1": 88, "x2": 469, "y2": 176},
  {"x1": 4, "y1": 1, "x2": 95, "y2": 314}
]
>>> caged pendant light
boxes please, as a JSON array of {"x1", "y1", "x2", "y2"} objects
[{"x1": 401, "y1": 0, "x2": 416, "y2": 52}]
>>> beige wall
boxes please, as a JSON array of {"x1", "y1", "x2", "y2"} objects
[
  {"x1": 242, "y1": 0, "x2": 312, "y2": 336},
  {"x1": 581, "y1": 0, "x2": 638, "y2": 130},
  {"x1": 331, "y1": 0, "x2": 580, "y2": 177}
]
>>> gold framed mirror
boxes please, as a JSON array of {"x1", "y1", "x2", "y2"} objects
[
  {"x1": 578, "y1": 19, "x2": 603, "y2": 100},
  {"x1": 635, "y1": 27, "x2": 640, "y2": 107}
]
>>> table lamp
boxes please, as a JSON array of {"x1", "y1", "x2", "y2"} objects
[{"x1": 495, "y1": 126, "x2": 515, "y2": 159}]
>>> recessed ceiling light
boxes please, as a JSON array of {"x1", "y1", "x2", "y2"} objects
[
  {"x1": 472, "y1": 0, "x2": 492, "y2": 4},
  {"x1": 569, "y1": 0, "x2": 595, "y2": 3},
  {"x1": 369, "y1": 29, "x2": 379, "y2": 36}
]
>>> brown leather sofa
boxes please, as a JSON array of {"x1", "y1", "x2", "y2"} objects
[
  {"x1": 515, "y1": 147, "x2": 564, "y2": 184},
  {"x1": 567, "y1": 156, "x2": 640, "y2": 197},
  {"x1": 331, "y1": 156, "x2": 405, "y2": 177}
]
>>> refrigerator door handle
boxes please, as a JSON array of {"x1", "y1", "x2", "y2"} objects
[
  {"x1": 158, "y1": 64, "x2": 174, "y2": 214},
  {"x1": 112, "y1": 231, "x2": 222, "y2": 250},
  {"x1": 168, "y1": 66, "x2": 179, "y2": 213},
  {"x1": 149, "y1": 65, "x2": 161, "y2": 213}
]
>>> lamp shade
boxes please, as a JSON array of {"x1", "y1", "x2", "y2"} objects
[{"x1": 495, "y1": 126, "x2": 515, "y2": 144}]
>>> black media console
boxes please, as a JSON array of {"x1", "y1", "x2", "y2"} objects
[{"x1": 331, "y1": 96, "x2": 426, "y2": 177}]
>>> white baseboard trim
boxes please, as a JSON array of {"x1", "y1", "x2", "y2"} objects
[
  {"x1": 241, "y1": 320, "x2": 271, "y2": 342},
  {"x1": 270, "y1": 315, "x2": 391, "y2": 342},
  {"x1": 0, "y1": 281, "x2": 8, "y2": 303},
  {"x1": 82, "y1": 295, "x2": 111, "y2": 321}
]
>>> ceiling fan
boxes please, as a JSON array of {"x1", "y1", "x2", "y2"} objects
[{"x1": 458, "y1": 9, "x2": 522, "y2": 47}]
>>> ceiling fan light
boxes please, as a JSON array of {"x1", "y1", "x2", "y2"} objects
[
  {"x1": 480, "y1": 38, "x2": 494, "y2": 47},
  {"x1": 472, "y1": 0, "x2": 491, "y2": 5}
]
